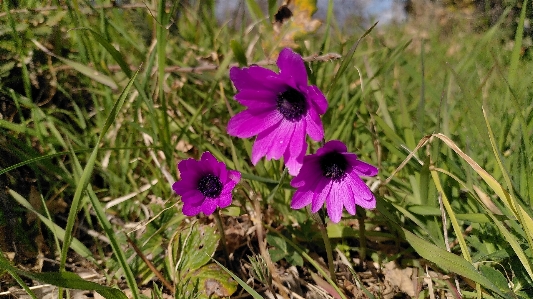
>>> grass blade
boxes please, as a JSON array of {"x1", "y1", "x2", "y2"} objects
[
  {"x1": 59, "y1": 67, "x2": 140, "y2": 288},
  {"x1": 211, "y1": 258, "x2": 264, "y2": 299}
]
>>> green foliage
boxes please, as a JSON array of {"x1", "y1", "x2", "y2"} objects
[
  {"x1": 2, "y1": 0, "x2": 533, "y2": 298},
  {"x1": 172, "y1": 223, "x2": 237, "y2": 298}
]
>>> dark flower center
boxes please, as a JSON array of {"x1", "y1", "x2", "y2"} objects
[
  {"x1": 320, "y1": 152, "x2": 348, "y2": 181},
  {"x1": 197, "y1": 174, "x2": 223, "y2": 198},
  {"x1": 277, "y1": 87, "x2": 307, "y2": 122}
]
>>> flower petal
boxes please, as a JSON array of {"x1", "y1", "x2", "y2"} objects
[
  {"x1": 347, "y1": 171, "x2": 376, "y2": 209},
  {"x1": 307, "y1": 85, "x2": 328, "y2": 114},
  {"x1": 177, "y1": 158, "x2": 198, "y2": 176},
  {"x1": 172, "y1": 180, "x2": 197, "y2": 197},
  {"x1": 251, "y1": 120, "x2": 294, "y2": 164},
  {"x1": 283, "y1": 120, "x2": 307, "y2": 176},
  {"x1": 182, "y1": 193, "x2": 205, "y2": 216},
  {"x1": 277, "y1": 48, "x2": 308, "y2": 87},
  {"x1": 217, "y1": 194, "x2": 233, "y2": 209},
  {"x1": 291, "y1": 189, "x2": 314, "y2": 209},
  {"x1": 311, "y1": 178, "x2": 332, "y2": 213},
  {"x1": 316, "y1": 140, "x2": 347, "y2": 156},
  {"x1": 200, "y1": 198, "x2": 218, "y2": 215},
  {"x1": 230, "y1": 66, "x2": 284, "y2": 91},
  {"x1": 182, "y1": 204, "x2": 202, "y2": 216},
  {"x1": 339, "y1": 180, "x2": 356, "y2": 215},
  {"x1": 227, "y1": 170, "x2": 241, "y2": 185},
  {"x1": 291, "y1": 170, "x2": 323, "y2": 209},
  {"x1": 235, "y1": 90, "x2": 279, "y2": 109},
  {"x1": 352, "y1": 160, "x2": 379, "y2": 177},
  {"x1": 228, "y1": 109, "x2": 283, "y2": 138},
  {"x1": 326, "y1": 182, "x2": 343, "y2": 223},
  {"x1": 304, "y1": 106, "x2": 324, "y2": 141},
  {"x1": 290, "y1": 155, "x2": 321, "y2": 188}
]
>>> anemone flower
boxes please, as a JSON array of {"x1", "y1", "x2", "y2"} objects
[
  {"x1": 227, "y1": 48, "x2": 328, "y2": 176},
  {"x1": 290, "y1": 140, "x2": 378, "y2": 223},
  {"x1": 172, "y1": 152, "x2": 241, "y2": 216}
]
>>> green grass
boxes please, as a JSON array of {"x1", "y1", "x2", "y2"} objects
[{"x1": 1, "y1": 0, "x2": 533, "y2": 298}]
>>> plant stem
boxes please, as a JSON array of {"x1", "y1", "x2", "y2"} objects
[
  {"x1": 312, "y1": 211, "x2": 335, "y2": 280},
  {"x1": 214, "y1": 209, "x2": 231, "y2": 267},
  {"x1": 357, "y1": 208, "x2": 367, "y2": 269}
]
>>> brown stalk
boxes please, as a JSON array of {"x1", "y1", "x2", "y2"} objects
[
  {"x1": 126, "y1": 235, "x2": 174, "y2": 292},
  {"x1": 50, "y1": 52, "x2": 342, "y2": 74}
]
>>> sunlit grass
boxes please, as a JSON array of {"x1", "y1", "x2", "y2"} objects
[{"x1": 1, "y1": 0, "x2": 533, "y2": 298}]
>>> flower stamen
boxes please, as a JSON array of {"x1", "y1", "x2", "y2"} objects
[
  {"x1": 277, "y1": 87, "x2": 307, "y2": 122},
  {"x1": 320, "y1": 152, "x2": 348, "y2": 181},
  {"x1": 197, "y1": 174, "x2": 223, "y2": 198}
]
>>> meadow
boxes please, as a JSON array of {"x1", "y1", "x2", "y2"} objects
[{"x1": 1, "y1": 0, "x2": 533, "y2": 298}]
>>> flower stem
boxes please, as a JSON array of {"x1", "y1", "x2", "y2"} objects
[
  {"x1": 311, "y1": 211, "x2": 335, "y2": 281},
  {"x1": 214, "y1": 209, "x2": 230, "y2": 266},
  {"x1": 357, "y1": 208, "x2": 367, "y2": 268}
]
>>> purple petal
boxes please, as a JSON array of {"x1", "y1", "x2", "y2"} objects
[
  {"x1": 291, "y1": 189, "x2": 314, "y2": 209},
  {"x1": 306, "y1": 85, "x2": 328, "y2": 114},
  {"x1": 277, "y1": 48, "x2": 308, "y2": 87},
  {"x1": 347, "y1": 171, "x2": 376, "y2": 209},
  {"x1": 235, "y1": 90, "x2": 279, "y2": 109},
  {"x1": 172, "y1": 180, "x2": 197, "y2": 197},
  {"x1": 326, "y1": 182, "x2": 343, "y2": 223},
  {"x1": 227, "y1": 170, "x2": 241, "y2": 185},
  {"x1": 316, "y1": 140, "x2": 347, "y2": 156},
  {"x1": 182, "y1": 204, "x2": 202, "y2": 216},
  {"x1": 290, "y1": 155, "x2": 322, "y2": 188},
  {"x1": 183, "y1": 191, "x2": 205, "y2": 206},
  {"x1": 339, "y1": 180, "x2": 356, "y2": 215},
  {"x1": 227, "y1": 109, "x2": 283, "y2": 138},
  {"x1": 251, "y1": 125, "x2": 277, "y2": 164},
  {"x1": 304, "y1": 107, "x2": 325, "y2": 141},
  {"x1": 177, "y1": 158, "x2": 197, "y2": 176},
  {"x1": 230, "y1": 66, "x2": 284, "y2": 92},
  {"x1": 283, "y1": 120, "x2": 307, "y2": 176},
  {"x1": 352, "y1": 160, "x2": 379, "y2": 177},
  {"x1": 266, "y1": 120, "x2": 295, "y2": 161},
  {"x1": 291, "y1": 169, "x2": 324, "y2": 209},
  {"x1": 217, "y1": 194, "x2": 233, "y2": 209},
  {"x1": 200, "y1": 197, "x2": 218, "y2": 215},
  {"x1": 311, "y1": 179, "x2": 332, "y2": 213},
  {"x1": 251, "y1": 120, "x2": 294, "y2": 164}
]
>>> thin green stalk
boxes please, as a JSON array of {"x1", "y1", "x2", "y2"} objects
[
  {"x1": 311, "y1": 211, "x2": 335, "y2": 281},
  {"x1": 213, "y1": 209, "x2": 230, "y2": 267},
  {"x1": 357, "y1": 209, "x2": 367, "y2": 269}
]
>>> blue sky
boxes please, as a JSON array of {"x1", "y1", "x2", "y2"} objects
[{"x1": 216, "y1": 0, "x2": 405, "y2": 25}]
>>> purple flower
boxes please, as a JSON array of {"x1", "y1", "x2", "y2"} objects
[
  {"x1": 172, "y1": 152, "x2": 241, "y2": 216},
  {"x1": 227, "y1": 48, "x2": 328, "y2": 176},
  {"x1": 290, "y1": 140, "x2": 378, "y2": 223}
]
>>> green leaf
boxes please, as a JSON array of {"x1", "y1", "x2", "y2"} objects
[
  {"x1": 0, "y1": 248, "x2": 38, "y2": 299},
  {"x1": 286, "y1": 250, "x2": 304, "y2": 267},
  {"x1": 9, "y1": 189, "x2": 94, "y2": 261},
  {"x1": 59, "y1": 67, "x2": 141, "y2": 299},
  {"x1": 230, "y1": 40, "x2": 247, "y2": 67},
  {"x1": 245, "y1": 0, "x2": 265, "y2": 24},
  {"x1": 266, "y1": 233, "x2": 287, "y2": 252},
  {"x1": 403, "y1": 229, "x2": 504, "y2": 297},
  {"x1": 177, "y1": 224, "x2": 220, "y2": 273},
  {"x1": 269, "y1": 249, "x2": 286, "y2": 263},
  {"x1": 183, "y1": 264, "x2": 238, "y2": 299},
  {"x1": 211, "y1": 258, "x2": 264, "y2": 299},
  {"x1": 31, "y1": 39, "x2": 118, "y2": 90},
  {"x1": 14, "y1": 270, "x2": 127, "y2": 299},
  {"x1": 479, "y1": 265, "x2": 509, "y2": 291}
]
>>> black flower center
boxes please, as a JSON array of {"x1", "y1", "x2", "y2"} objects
[
  {"x1": 197, "y1": 174, "x2": 223, "y2": 198},
  {"x1": 320, "y1": 152, "x2": 348, "y2": 181},
  {"x1": 277, "y1": 87, "x2": 307, "y2": 122}
]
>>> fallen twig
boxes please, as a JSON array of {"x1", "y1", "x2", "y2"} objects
[{"x1": 52, "y1": 52, "x2": 342, "y2": 74}]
